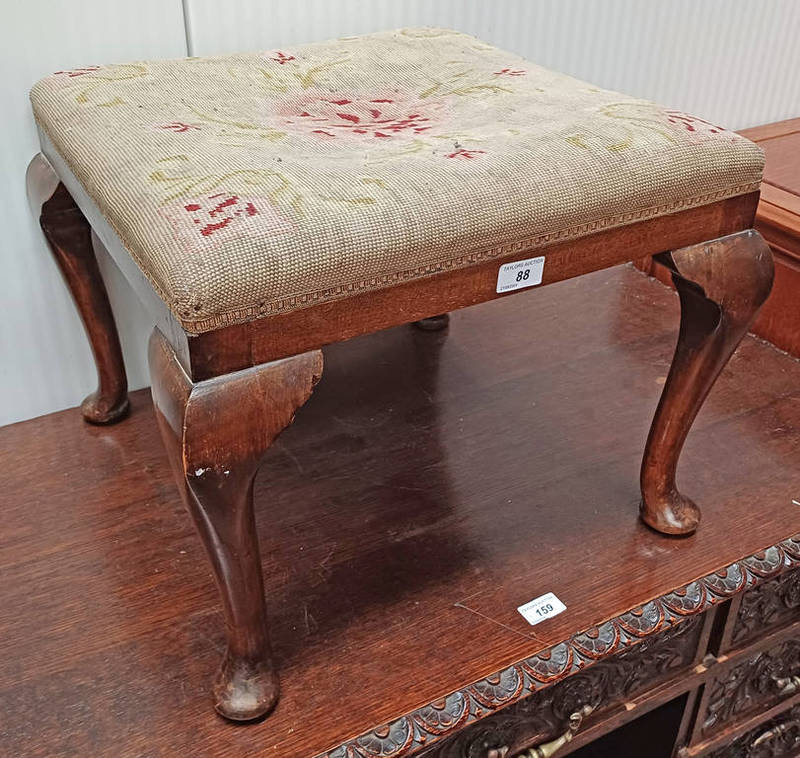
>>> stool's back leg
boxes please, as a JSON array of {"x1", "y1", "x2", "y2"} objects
[
  {"x1": 31, "y1": 155, "x2": 129, "y2": 424},
  {"x1": 640, "y1": 230, "x2": 774, "y2": 535},
  {"x1": 413, "y1": 313, "x2": 450, "y2": 331},
  {"x1": 148, "y1": 328, "x2": 323, "y2": 721}
]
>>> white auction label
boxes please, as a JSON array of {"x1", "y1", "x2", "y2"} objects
[
  {"x1": 496, "y1": 256, "x2": 545, "y2": 294},
  {"x1": 517, "y1": 592, "x2": 566, "y2": 626}
]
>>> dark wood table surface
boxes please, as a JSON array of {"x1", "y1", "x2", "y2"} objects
[
  {"x1": 742, "y1": 118, "x2": 800, "y2": 358},
  {"x1": 3, "y1": 263, "x2": 800, "y2": 758}
]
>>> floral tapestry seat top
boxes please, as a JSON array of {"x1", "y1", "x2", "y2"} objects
[{"x1": 30, "y1": 28, "x2": 763, "y2": 333}]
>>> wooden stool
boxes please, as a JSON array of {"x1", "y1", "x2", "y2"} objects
[{"x1": 28, "y1": 28, "x2": 773, "y2": 722}]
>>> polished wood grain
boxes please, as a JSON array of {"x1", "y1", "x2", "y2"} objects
[
  {"x1": 149, "y1": 329, "x2": 323, "y2": 721},
  {"x1": 640, "y1": 231, "x2": 774, "y2": 534},
  {"x1": 3, "y1": 265, "x2": 800, "y2": 757},
  {"x1": 37, "y1": 181, "x2": 129, "y2": 424}
]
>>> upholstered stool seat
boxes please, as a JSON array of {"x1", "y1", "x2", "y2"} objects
[
  {"x1": 31, "y1": 28, "x2": 762, "y2": 333},
  {"x1": 29, "y1": 27, "x2": 773, "y2": 727}
]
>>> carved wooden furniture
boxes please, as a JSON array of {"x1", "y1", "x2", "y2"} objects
[
  {"x1": 4, "y1": 263, "x2": 800, "y2": 757},
  {"x1": 28, "y1": 29, "x2": 775, "y2": 723},
  {"x1": 406, "y1": 545, "x2": 800, "y2": 758}
]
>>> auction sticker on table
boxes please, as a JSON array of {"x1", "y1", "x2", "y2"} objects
[{"x1": 517, "y1": 592, "x2": 566, "y2": 626}]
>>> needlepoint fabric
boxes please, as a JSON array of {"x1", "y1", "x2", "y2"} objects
[{"x1": 30, "y1": 28, "x2": 763, "y2": 333}]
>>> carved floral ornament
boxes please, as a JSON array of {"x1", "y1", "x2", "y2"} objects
[
  {"x1": 702, "y1": 638, "x2": 800, "y2": 736},
  {"x1": 419, "y1": 619, "x2": 702, "y2": 758},
  {"x1": 318, "y1": 536, "x2": 800, "y2": 758},
  {"x1": 707, "y1": 704, "x2": 800, "y2": 758}
]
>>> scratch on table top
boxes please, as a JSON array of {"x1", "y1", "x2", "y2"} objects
[{"x1": 454, "y1": 601, "x2": 545, "y2": 644}]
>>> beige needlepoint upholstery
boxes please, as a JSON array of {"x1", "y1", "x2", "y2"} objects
[{"x1": 31, "y1": 28, "x2": 763, "y2": 333}]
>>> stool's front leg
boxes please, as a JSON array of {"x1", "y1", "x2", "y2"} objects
[
  {"x1": 148, "y1": 329, "x2": 323, "y2": 720},
  {"x1": 640, "y1": 230, "x2": 773, "y2": 535}
]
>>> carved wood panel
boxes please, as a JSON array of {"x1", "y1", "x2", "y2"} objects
[
  {"x1": 702, "y1": 638, "x2": 800, "y2": 738},
  {"x1": 417, "y1": 615, "x2": 704, "y2": 758},
  {"x1": 318, "y1": 536, "x2": 800, "y2": 758},
  {"x1": 707, "y1": 704, "x2": 800, "y2": 758},
  {"x1": 732, "y1": 565, "x2": 800, "y2": 648}
]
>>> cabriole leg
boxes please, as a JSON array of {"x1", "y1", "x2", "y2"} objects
[
  {"x1": 148, "y1": 329, "x2": 323, "y2": 720},
  {"x1": 640, "y1": 230, "x2": 774, "y2": 535},
  {"x1": 30, "y1": 155, "x2": 129, "y2": 424}
]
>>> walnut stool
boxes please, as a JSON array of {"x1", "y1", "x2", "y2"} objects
[{"x1": 28, "y1": 29, "x2": 773, "y2": 722}]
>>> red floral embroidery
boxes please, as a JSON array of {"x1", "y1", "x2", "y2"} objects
[
  {"x1": 665, "y1": 110, "x2": 724, "y2": 134},
  {"x1": 446, "y1": 149, "x2": 486, "y2": 160},
  {"x1": 156, "y1": 122, "x2": 201, "y2": 133},
  {"x1": 493, "y1": 68, "x2": 526, "y2": 77},
  {"x1": 53, "y1": 66, "x2": 100, "y2": 78},
  {"x1": 270, "y1": 51, "x2": 296, "y2": 65},
  {"x1": 280, "y1": 92, "x2": 440, "y2": 140},
  {"x1": 161, "y1": 192, "x2": 293, "y2": 254},
  {"x1": 663, "y1": 109, "x2": 740, "y2": 145}
]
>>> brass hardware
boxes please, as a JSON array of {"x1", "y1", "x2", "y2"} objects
[
  {"x1": 513, "y1": 705, "x2": 594, "y2": 758},
  {"x1": 773, "y1": 674, "x2": 800, "y2": 696},
  {"x1": 752, "y1": 720, "x2": 798, "y2": 748}
]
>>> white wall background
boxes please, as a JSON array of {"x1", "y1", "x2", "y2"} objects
[
  {"x1": 1, "y1": 1, "x2": 187, "y2": 427},
  {"x1": 2, "y1": 0, "x2": 799, "y2": 426}
]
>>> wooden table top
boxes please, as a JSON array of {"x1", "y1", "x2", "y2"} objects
[
  {"x1": 736, "y1": 118, "x2": 800, "y2": 358},
  {"x1": 741, "y1": 118, "x2": 800, "y2": 256},
  {"x1": 742, "y1": 118, "x2": 800, "y2": 197},
  {"x1": 3, "y1": 264, "x2": 800, "y2": 758}
]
